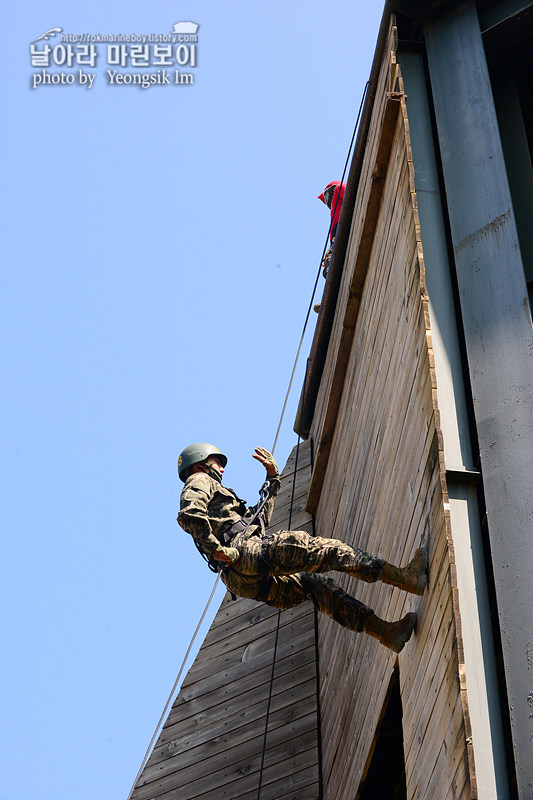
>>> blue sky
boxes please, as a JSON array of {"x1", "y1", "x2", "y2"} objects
[{"x1": 1, "y1": 3, "x2": 383, "y2": 798}]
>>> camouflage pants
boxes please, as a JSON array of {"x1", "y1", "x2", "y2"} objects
[{"x1": 222, "y1": 529, "x2": 385, "y2": 633}]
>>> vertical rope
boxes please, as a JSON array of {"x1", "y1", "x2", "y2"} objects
[
  {"x1": 256, "y1": 360, "x2": 309, "y2": 799},
  {"x1": 255, "y1": 609, "x2": 281, "y2": 800},
  {"x1": 309, "y1": 435, "x2": 324, "y2": 800}
]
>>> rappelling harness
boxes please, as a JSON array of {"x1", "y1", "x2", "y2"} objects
[{"x1": 193, "y1": 479, "x2": 275, "y2": 601}]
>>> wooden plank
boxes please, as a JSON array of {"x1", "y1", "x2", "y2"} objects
[
  {"x1": 403, "y1": 612, "x2": 461, "y2": 769},
  {"x1": 200, "y1": 598, "x2": 285, "y2": 648},
  {"x1": 340, "y1": 331, "x2": 432, "y2": 556},
  {"x1": 185, "y1": 607, "x2": 314, "y2": 668},
  {"x1": 182, "y1": 616, "x2": 315, "y2": 688},
  {"x1": 166, "y1": 645, "x2": 315, "y2": 732},
  {"x1": 133, "y1": 719, "x2": 318, "y2": 800},
  {"x1": 198, "y1": 600, "x2": 313, "y2": 656},
  {"x1": 399, "y1": 535, "x2": 454, "y2": 715},
  {"x1": 152, "y1": 677, "x2": 317, "y2": 762},
  {"x1": 140, "y1": 701, "x2": 317, "y2": 785},
  {"x1": 141, "y1": 762, "x2": 320, "y2": 800},
  {"x1": 205, "y1": 594, "x2": 277, "y2": 633},
  {"x1": 407, "y1": 696, "x2": 470, "y2": 800},
  {"x1": 332, "y1": 219, "x2": 423, "y2": 549}
]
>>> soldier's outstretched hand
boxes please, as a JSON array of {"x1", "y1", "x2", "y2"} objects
[{"x1": 253, "y1": 446, "x2": 279, "y2": 478}]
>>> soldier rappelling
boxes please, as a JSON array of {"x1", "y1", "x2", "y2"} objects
[{"x1": 177, "y1": 443, "x2": 427, "y2": 652}]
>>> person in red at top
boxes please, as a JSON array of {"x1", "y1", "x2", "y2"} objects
[
  {"x1": 318, "y1": 180, "x2": 346, "y2": 243},
  {"x1": 315, "y1": 181, "x2": 346, "y2": 314}
]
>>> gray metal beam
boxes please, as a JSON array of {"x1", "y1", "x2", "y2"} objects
[
  {"x1": 399, "y1": 48, "x2": 511, "y2": 799},
  {"x1": 424, "y1": 4, "x2": 533, "y2": 797}
]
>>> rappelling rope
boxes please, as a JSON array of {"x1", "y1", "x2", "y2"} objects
[
  {"x1": 256, "y1": 360, "x2": 307, "y2": 800},
  {"x1": 126, "y1": 80, "x2": 370, "y2": 800}
]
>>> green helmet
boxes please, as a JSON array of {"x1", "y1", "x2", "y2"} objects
[{"x1": 177, "y1": 442, "x2": 228, "y2": 481}]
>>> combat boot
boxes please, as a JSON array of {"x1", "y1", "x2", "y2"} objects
[
  {"x1": 364, "y1": 612, "x2": 416, "y2": 653},
  {"x1": 382, "y1": 547, "x2": 428, "y2": 596}
]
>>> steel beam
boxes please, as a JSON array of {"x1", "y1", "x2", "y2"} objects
[
  {"x1": 424, "y1": 4, "x2": 533, "y2": 796},
  {"x1": 399, "y1": 48, "x2": 510, "y2": 799}
]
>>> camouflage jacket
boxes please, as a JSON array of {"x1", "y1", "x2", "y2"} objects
[{"x1": 177, "y1": 472, "x2": 281, "y2": 561}]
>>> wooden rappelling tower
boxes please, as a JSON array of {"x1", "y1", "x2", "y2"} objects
[{"x1": 130, "y1": 2, "x2": 533, "y2": 798}]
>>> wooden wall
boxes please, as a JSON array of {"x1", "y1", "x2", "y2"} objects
[
  {"x1": 308, "y1": 23, "x2": 474, "y2": 800},
  {"x1": 130, "y1": 440, "x2": 321, "y2": 800}
]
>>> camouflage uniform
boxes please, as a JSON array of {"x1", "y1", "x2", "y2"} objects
[{"x1": 178, "y1": 472, "x2": 385, "y2": 632}]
